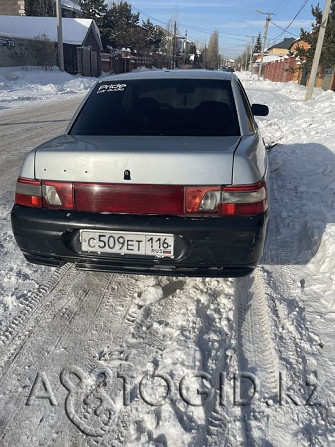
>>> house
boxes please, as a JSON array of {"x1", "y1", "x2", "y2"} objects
[
  {"x1": 0, "y1": 0, "x2": 81, "y2": 17},
  {"x1": 288, "y1": 39, "x2": 311, "y2": 85},
  {"x1": 155, "y1": 25, "x2": 193, "y2": 68},
  {"x1": 289, "y1": 38, "x2": 335, "y2": 90},
  {"x1": 0, "y1": 15, "x2": 102, "y2": 76},
  {"x1": 261, "y1": 37, "x2": 335, "y2": 91},
  {"x1": 267, "y1": 37, "x2": 296, "y2": 56}
]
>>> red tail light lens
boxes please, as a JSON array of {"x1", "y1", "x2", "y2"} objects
[
  {"x1": 185, "y1": 181, "x2": 267, "y2": 216},
  {"x1": 220, "y1": 181, "x2": 268, "y2": 215},
  {"x1": 15, "y1": 178, "x2": 42, "y2": 208}
]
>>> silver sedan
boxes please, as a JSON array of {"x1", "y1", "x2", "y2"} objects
[{"x1": 11, "y1": 69, "x2": 269, "y2": 277}]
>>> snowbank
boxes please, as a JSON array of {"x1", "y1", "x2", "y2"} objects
[{"x1": 0, "y1": 67, "x2": 96, "y2": 109}]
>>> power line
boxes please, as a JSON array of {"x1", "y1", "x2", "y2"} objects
[
  {"x1": 223, "y1": 43, "x2": 248, "y2": 49},
  {"x1": 271, "y1": 0, "x2": 291, "y2": 15},
  {"x1": 131, "y1": 5, "x2": 169, "y2": 27},
  {"x1": 130, "y1": 4, "x2": 249, "y2": 42},
  {"x1": 272, "y1": 0, "x2": 309, "y2": 41},
  {"x1": 271, "y1": 22, "x2": 299, "y2": 38},
  {"x1": 178, "y1": 23, "x2": 250, "y2": 39}
]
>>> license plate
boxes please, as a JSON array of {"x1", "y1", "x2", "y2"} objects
[{"x1": 80, "y1": 230, "x2": 174, "y2": 258}]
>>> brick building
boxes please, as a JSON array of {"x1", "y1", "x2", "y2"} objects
[
  {"x1": 267, "y1": 38, "x2": 296, "y2": 57},
  {"x1": 0, "y1": 0, "x2": 25, "y2": 16},
  {"x1": 0, "y1": 0, "x2": 81, "y2": 17}
]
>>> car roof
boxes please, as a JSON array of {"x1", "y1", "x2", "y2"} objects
[{"x1": 100, "y1": 69, "x2": 235, "y2": 82}]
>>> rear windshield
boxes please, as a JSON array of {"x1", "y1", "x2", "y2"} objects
[{"x1": 69, "y1": 78, "x2": 240, "y2": 137}]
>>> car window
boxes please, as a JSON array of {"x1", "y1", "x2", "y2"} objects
[
  {"x1": 69, "y1": 79, "x2": 241, "y2": 137},
  {"x1": 236, "y1": 80, "x2": 257, "y2": 133}
]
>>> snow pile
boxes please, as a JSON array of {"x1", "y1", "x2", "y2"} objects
[
  {"x1": 237, "y1": 72, "x2": 335, "y2": 446},
  {"x1": 0, "y1": 67, "x2": 96, "y2": 109},
  {"x1": 238, "y1": 73, "x2": 330, "y2": 146}
]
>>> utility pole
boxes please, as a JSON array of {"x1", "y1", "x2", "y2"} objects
[
  {"x1": 172, "y1": 21, "x2": 177, "y2": 69},
  {"x1": 183, "y1": 30, "x2": 188, "y2": 66},
  {"x1": 305, "y1": 0, "x2": 332, "y2": 100},
  {"x1": 56, "y1": 0, "x2": 64, "y2": 72},
  {"x1": 257, "y1": 10, "x2": 274, "y2": 80}
]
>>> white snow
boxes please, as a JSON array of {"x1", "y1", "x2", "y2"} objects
[
  {"x1": 0, "y1": 15, "x2": 99, "y2": 45},
  {"x1": 62, "y1": 0, "x2": 81, "y2": 12},
  {"x1": 0, "y1": 66, "x2": 96, "y2": 109},
  {"x1": 0, "y1": 69, "x2": 334, "y2": 445},
  {"x1": 256, "y1": 54, "x2": 283, "y2": 64}
]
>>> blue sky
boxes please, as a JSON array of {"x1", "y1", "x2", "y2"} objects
[{"x1": 113, "y1": 0, "x2": 321, "y2": 58}]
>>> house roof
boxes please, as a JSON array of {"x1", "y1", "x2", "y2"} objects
[
  {"x1": 255, "y1": 55, "x2": 282, "y2": 64},
  {"x1": 268, "y1": 37, "x2": 295, "y2": 51},
  {"x1": 0, "y1": 15, "x2": 101, "y2": 46},
  {"x1": 62, "y1": 0, "x2": 81, "y2": 12}
]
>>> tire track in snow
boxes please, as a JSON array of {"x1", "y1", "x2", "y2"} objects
[
  {"x1": 34, "y1": 272, "x2": 143, "y2": 447},
  {"x1": 258, "y1": 195, "x2": 334, "y2": 445},
  {"x1": 0, "y1": 264, "x2": 72, "y2": 362},
  {"x1": 260, "y1": 260, "x2": 334, "y2": 446},
  {"x1": 194, "y1": 279, "x2": 245, "y2": 447},
  {"x1": 0, "y1": 267, "x2": 99, "y2": 446},
  {"x1": 0, "y1": 97, "x2": 85, "y2": 332},
  {"x1": 0, "y1": 270, "x2": 139, "y2": 447},
  {"x1": 233, "y1": 269, "x2": 279, "y2": 446},
  {"x1": 0, "y1": 267, "x2": 270, "y2": 447},
  {"x1": 235, "y1": 270, "x2": 279, "y2": 398},
  {"x1": 47, "y1": 273, "x2": 134, "y2": 447}
]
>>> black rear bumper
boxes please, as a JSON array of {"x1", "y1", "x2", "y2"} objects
[{"x1": 11, "y1": 205, "x2": 269, "y2": 277}]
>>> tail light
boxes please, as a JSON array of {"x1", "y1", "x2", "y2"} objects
[
  {"x1": 184, "y1": 181, "x2": 268, "y2": 216},
  {"x1": 15, "y1": 178, "x2": 73, "y2": 210},
  {"x1": 15, "y1": 178, "x2": 268, "y2": 216},
  {"x1": 220, "y1": 181, "x2": 268, "y2": 216},
  {"x1": 15, "y1": 178, "x2": 42, "y2": 208},
  {"x1": 42, "y1": 181, "x2": 74, "y2": 210},
  {"x1": 185, "y1": 187, "x2": 221, "y2": 213}
]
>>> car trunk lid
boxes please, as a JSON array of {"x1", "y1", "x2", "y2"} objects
[{"x1": 34, "y1": 135, "x2": 240, "y2": 185}]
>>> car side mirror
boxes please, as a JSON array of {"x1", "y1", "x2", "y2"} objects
[{"x1": 251, "y1": 104, "x2": 269, "y2": 116}]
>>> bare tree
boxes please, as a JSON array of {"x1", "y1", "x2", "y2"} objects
[
  {"x1": 25, "y1": 0, "x2": 56, "y2": 16},
  {"x1": 162, "y1": 14, "x2": 179, "y2": 69},
  {"x1": 11, "y1": 34, "x2": 57, "y2": 70},
  {"x1": 31, "y1": 34, "x2": 57, "y2": 70},
  {"x1": 207, "y1": 30, "x2": 220, "y2": 70}
]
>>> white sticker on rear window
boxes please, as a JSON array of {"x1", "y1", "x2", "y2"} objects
[{"x1": 97, "y1": 83, "x2": 127, "y2": 93}]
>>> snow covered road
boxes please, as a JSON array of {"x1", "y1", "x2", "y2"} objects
[
  {"x1": 0, "y1": 71, "x2": 334, "y2": 446},
  {"x1": 0, "y1": 96, "x2": 84, "y2": 318}
]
